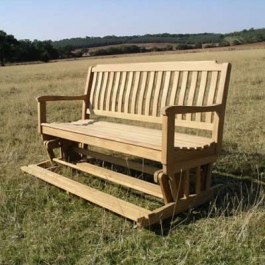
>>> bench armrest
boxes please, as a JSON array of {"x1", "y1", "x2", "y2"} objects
[
  {"x1": 162, "y1": 104, "x2": 223, "y2": 116},
  {"x1": 36, "y1": 95, "x2": 87, "y2": 102},
  {"x1": 37, "y1": 94, "x2": 87, "y2": 133},
  {"x1": 161, "y1": 104, "x2": 223, "y2": 168}
]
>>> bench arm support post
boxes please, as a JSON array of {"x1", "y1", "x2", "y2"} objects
[{"x1": 36, "y1": 95, "x2": 87, "y2": 133}]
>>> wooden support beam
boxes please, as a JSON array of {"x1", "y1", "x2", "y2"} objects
[
  {"x1": 138, "y1": 185, "x2": 221, "y2": 227},
  {"x1": 53, "y1": 158, "x2": 163, "y2": 199},
  {"x1": 21, "y1": 162, "x2": 222, "y2": 227},
  {"x1": 73, "y1": 147, "x2": 160, "y2": 176},
  {"x1": 21, "y1": 164, "x2": 151, "y2": 222}
]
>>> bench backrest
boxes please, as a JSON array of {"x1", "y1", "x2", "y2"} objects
[{"x1": 83, "y1": 61, "x2": 231, "y2": 136}]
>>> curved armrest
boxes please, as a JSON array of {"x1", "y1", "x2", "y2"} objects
[
  {"x1": 36, "y1": 95, "x2": 87, "y2": 102},
  {"x1": 162, "y1": 104, "x2": 223, "y2": 116}
]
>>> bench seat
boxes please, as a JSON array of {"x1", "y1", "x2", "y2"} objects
[{"x1": 41, "y1": 119, "x2": 215, "y2": 161}]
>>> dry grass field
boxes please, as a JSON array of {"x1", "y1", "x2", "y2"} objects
[{"x1": 0, "y1": 48, "x2": 265, "y2": 264}]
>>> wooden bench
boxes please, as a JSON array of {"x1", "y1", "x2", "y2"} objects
[{"x1": 21, "y1": 61, "x2": 232, "y2": 227}]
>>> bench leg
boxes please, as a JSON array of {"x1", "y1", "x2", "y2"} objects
[
  {"x1": 44, "y1": 139, "x2": 60, "y2": 163},
  {"x1": 43, "y1": 139, "x2": 81, "y2": 163},
  {"x1": 156, "y1": 170, "x2": 187, "y2": 204},
  {"x1": 169, "y1": 171, "x2": 187, "y2": 201},
  {"x1": 155, "y1": 170, "x2": 173, "y2": 204},
  {"x1": 161, "y1": 163, "x2": 215, "y2": 204},
  {"x1": 60, "y1": 140, "x2": 81, "y2": 162}
]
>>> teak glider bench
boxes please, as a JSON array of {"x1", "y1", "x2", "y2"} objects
[{"x1": 22, "y1": 61, "x2": 231, "y2": 227}]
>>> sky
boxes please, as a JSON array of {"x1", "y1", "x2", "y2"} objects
[{"x1": 1, "y1": 0, "x2": 265, "y2": 41}]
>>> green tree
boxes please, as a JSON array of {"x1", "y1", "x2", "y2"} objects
[
  {"x1": 0, "y1": 30, "x2": 18, "y2": 66},
  {"x1": 14, "y1": 39, "x2": 38, "y2": 62},
  {"x1": 32, "y1": 40, "x2": 59, "y2": 62}
]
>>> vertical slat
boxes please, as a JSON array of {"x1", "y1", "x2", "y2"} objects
[
  {"x1": 169, "y1": 71, "x2": 180, "y2": 106},
  {"x1": 206, "y1": 71, "x2": 218, "y2": 122},
  {"x1": 83, "y1": 67, "x2": 94, "y2": 95},
  {"x1": 216, "y1": 67, "x2": 227, "y2": 104},
  {"x1": 99, "y1": 72, "x2": 109, "y2": 110},
  {"x1": 111, "y1": 72, "x2": 121, "y2": 111},
  {"x1": 183, "y1": 170, "x2": 190, "y2": 198},
  {"x1": 213, "y1": 63, "x2": 231, "y2": 152},
  {"x1": 137, "y1": 72, "x2": 148, "y2": 114},
  {"x1": 117, "y1": 72, "x2": 127, "y2": 112},
  {"x1": 174, "y1": 172, "x2": 184, "y2": 199},
  {"x1": 105, "y1": 72, "x2": 115, "y2": 111},
  {"x1": 93, "y1": 72, "x2": 103, "y2": 110},
  {"x1": 160, "y1": 71, "x2": 171, "y2": 108},
  {"x1": 88, "y1": 72, "x2": 98, "y2": 112},
  {"x1": 186, "y1": 71, "x2": 198, "y2": 121},
  {"x1": 195, "y1": 166, "x2": 201, "y2": 194},
  {"x1": 144, "y1": 71, "x2": 155, "y2": 115},
  {"x1": 195, "y1": 71, "x2": 208, "y2": 121},
  {"x1": 82, "y1": 67, "x2": 93, "y2": 119},
  {"x1": 37, "y1": 101, "x2": 46, "y2": 133},
  {"x1": 124, "y1": 72, "x2": 134, "y2": 113},
  {"x1": 152, "y1": 71, "x2": 163, "y2": 116},
  {"x1": 205, "y1": 163, "x2": 213, "y2": 190},
  {"x1": 130, "y1": 71, "x2": 140, "y2": 114},
  {"x1": 176, "y1": 71, "x2": 188, "y2": 119}
]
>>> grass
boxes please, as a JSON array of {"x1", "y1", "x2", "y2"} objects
[{"x1": 0, "y1": 49, "x2": 265, "y2": 264}]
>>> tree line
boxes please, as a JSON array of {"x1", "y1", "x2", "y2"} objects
[
  {"x1": 0, "y1": 31, "x2": 59, "y2": 65},
  {"x1": 53, "y1": 28, "x2": 265, "y2": 49},
  {"x1": 1, "y1": 28, "x2": 265, "y2": 65}
]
